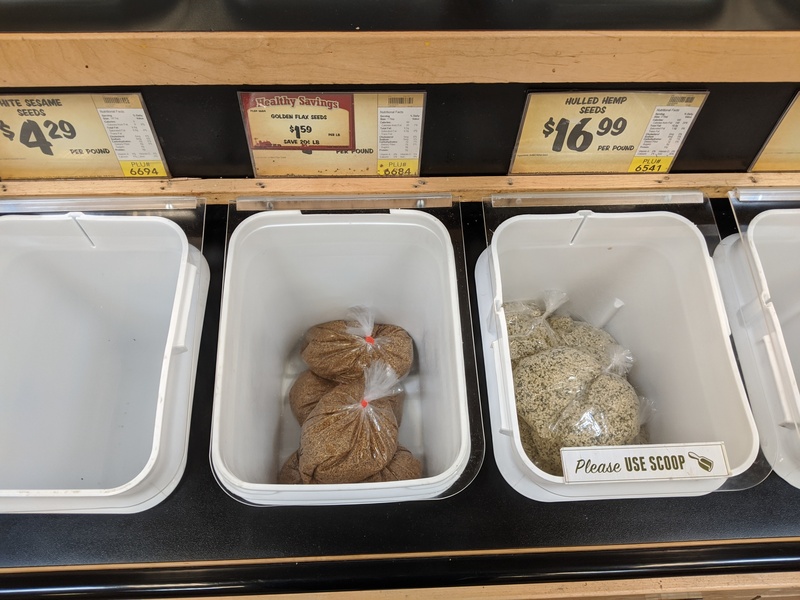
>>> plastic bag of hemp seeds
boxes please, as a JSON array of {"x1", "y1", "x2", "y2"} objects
[
  {"x1": 520, "y1": 355, "x2": 650, "y2": 476},
  {"x1": 513, "y1": 346, "x2": 604, "y2": 474},
  {"x1": 546, "y1": 373, "x2": 648, "y2": 462},
  {"x1": 298, "y1": 361, "x2": 404, "y2": 484},
  {"x1": 301, "y1": 306, "x2": 414, "y2": 384},
  {"x1": 503, "y1": 290, "x2": 567, "y2": 362},
  {"x1": 548, "y1": 315, "x2": 632, "y2": 374}
]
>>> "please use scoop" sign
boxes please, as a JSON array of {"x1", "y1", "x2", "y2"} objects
[{"x1": 560, "y1": 442, "x2": 730, "y2": 483}]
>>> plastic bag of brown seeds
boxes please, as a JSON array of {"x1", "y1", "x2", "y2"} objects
[
  {"x1": 301, "y1": 306, "x2": 414, "y2": 384},
  {"x1": 279, "y1": 444, "x2": 422, "y2": 484},
  {"x1": 360, "y1": 446, "x2": 423, "y2": 482},
  {"x1": 289, "y1": 369, "x2": 406, "y2": 426},
  {"x1": 277, "y1": 450, "x2": 303, "y2": 484},
  {"x1": 289, "y1": 370, "x2": 339, "y2": 425},
  {"x1": 298, "y1": 362, "x2": 403, "y2": 484}
]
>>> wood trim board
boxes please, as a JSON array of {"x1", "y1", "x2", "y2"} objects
[
  {"x1": 4, "y1": 536, "x2": 800, "y2": 574},
  {"x1": 144, "y1": 572, "x2": 800, "y2": 600},
  {"x1": 2, "y1": 31, "x2": 800, "y2": 87},
  {"x1": 1, "y1": 172, "x2": 799, "y2": 206}
]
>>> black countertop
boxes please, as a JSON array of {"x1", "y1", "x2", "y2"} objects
[{"x1": 3, "y1": 201, "x2": 800, "y2": 598}]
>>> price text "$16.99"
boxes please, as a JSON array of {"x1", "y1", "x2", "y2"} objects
[{"x1": 542, "y1": 116, "x2": 628, "y2": 152}]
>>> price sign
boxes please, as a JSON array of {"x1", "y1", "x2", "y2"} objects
[
  {"x1": 0, "y1": 94, "x2": 167, "y2": 180},
  {"x1": 240, "y1": 92, "x2": 425, "y2": 177},
  {"x1": 751, "y1": 92, "x2": 800, "y2": 171},
  {"x1": 240, "y1": 93, "x2": 356, "y2": 152},
  {"x1": 510, "y1": 91, "x2": 707, "y2": 175}
]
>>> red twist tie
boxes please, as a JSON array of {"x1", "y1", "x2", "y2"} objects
[
  {"x1": 364, "y1": 335, "x2": 375, "y2": 345},
  {"x1": 360, "y1": 399, "x2": 369, "y2": 408}
]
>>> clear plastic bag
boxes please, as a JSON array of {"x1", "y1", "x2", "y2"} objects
[
  {"x1": 289, "y1": 370, "x2": 338, "y2": 425},
  {"x1": 298, "y1": 362, "x2": 403, "y2": 484},
  {"x1": 549, "y1": 315, "x2": 632, "y2": 374},
  {"x1": 513, "y1": 346, "x2": 604, "y2": 474},
  {"x1": 510, "y1": 291, "x2": 648, "y2": 476},
  {"x1": 277, "y1": 450, "x2": 303, "y2": 484},
  {"x1": 301, "y1": 306, "x2": 414, "y2": 383},
  {"x1": 503, "y1": 290, "x2": 567, "y2": 362},
  {"x1": 540, "y1": 375, "x2": 649, "y2": 475},
  {"x1": 360, "y1": 446, "x2": 423, "y2": 482},
  {"x1": 289, "y1": 369, "x2": 405, "y2": 426},
  {"x1": 517, "y1": 372, "x2": 651, "y2": 476},
  {"x1": 513, "y1": 346, "x2": 604, "y2": 429}
]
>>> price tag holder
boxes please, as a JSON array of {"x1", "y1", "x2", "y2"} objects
[
  {"x1": 240, "y1": 92, "x2": 425, "y2": 177},
  {"x1": 751, "y1": 91, "x2": 800, "y2": 171},
  {"x1": 510, "y1": 91, "x2": 707, "y2": 175},
  {"x1": 561, "y1": 442, "x2": 730, "y2": 484},
  {"x1": 0, "y1": 93, "x2": 168, "y2": 180}
]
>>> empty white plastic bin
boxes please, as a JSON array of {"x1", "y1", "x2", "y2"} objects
[
  {"x1": 476, "y1": 209, "x2": 759, "y2": 501},
  {"x1": 714, "y1": 207, "x2": 800, "y2": 489},
  {"x1": 212, "y1": 209, "x2": 470, "y2": 506},
  {"x1": 0, "y1": 213, "x2": 209, "y2": 513}
]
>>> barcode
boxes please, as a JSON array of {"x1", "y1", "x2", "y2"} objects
[
  {"x1": 102, "y1": 96, "x2": 131, "y2": 105},
  {"x1": 668, "y1": 95, "x2": 694, "y2": 104},
  {"x1": 388, "y1": 97, "x2": 415, "y2": 105}
]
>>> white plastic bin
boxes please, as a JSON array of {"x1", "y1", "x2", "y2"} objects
[
  {"x1": 211, "y1": 209, "x2": 471, "y2": 505},
  {"x1": 714, "y1": 207, "x2": 800, "y2": 489},
  {"x1": 0, "y1": 213, "x2": 209, "y2": 513},
  {"x1": 476, "y1": 209, "x2": 759, "y2": 501}
]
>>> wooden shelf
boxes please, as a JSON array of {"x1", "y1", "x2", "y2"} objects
[
  {"x1": 2, "y1": 171, "x2": 800, "y2": 205},
  {"x1": 2, "y1": 31, "x2": 800, "y2": 87}
]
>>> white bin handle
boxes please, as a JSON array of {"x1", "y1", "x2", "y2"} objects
[
  {"x1": 172, "y1": 262, "x2": 198, "y2": 355},
  {"x1": 491, "y1": 340, "x2": 514, "y2": 435},
  {"x1": 706, "y1": 256, "x2": 732, "y2": 337},
  {"x1": 762, "y1": 333, "x2": 799, "y2": 428}
]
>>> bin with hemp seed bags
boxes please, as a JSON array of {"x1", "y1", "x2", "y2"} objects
[{"x1": 475, "y1": 204, "x2": 759, "y2": 502}]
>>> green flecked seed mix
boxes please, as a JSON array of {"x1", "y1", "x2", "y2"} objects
[{"x1": 505, "y1": 300, "x2": 648, "y2": 476}]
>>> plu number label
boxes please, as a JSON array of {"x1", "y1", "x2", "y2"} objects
[
  {"x1": 510, "y1": 91, "x2": 707, "y2": 175},
  {"x1": 561, "y1": 442, "x2": 730, "y2": 484},
  {"x1": 0, "y1": 94, "x2": 168, "y2": 180}
]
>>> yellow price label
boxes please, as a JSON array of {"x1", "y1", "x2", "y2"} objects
[
  {"x1": 377, "y1": 159, "x2": 419, "y2": 177},
  {"x1": 628, "y1": 156, "x2": 672, "y2": 173},
  {"x1": 510, "y1": 91, "x2": 707, "y2": 175},
  {"x1": 0, "y1": 93, "x2": 168, "y2": 180},
  {"x1": 120, "y1": 160, "x2": 167, "y2": 178}
]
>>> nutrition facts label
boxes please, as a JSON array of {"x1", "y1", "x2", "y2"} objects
[
  {"x1": 635, "y1": 106, "x2": 700, "y2": 158},
  {"x1": 378, "y1": 105, "x2": 423, "y2": 160},
  {"x1": 97, "y1": 108, "x2": 162, "y2": 161}
]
